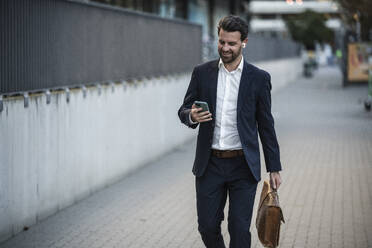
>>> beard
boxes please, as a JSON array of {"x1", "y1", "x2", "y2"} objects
[{"x1": 218, "y1": 46, "x2": 242, "y2": 64}]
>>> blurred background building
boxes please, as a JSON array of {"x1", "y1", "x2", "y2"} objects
[
  {"x1": 246, "y1": 0, "x2": 341, "y2": 37},
  {"x1": 89, "y1": 0, "x2": 247, "y2": 41}
]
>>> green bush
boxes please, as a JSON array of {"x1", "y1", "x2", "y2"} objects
[{"x1": 285, "y1": 10, "x2": 334, "y2": 50}]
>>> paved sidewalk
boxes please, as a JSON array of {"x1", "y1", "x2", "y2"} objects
[{"x1": 1, "y1": 66, "x2": 371, "y2": 248}]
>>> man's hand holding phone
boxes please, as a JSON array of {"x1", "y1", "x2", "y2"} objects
[{"x1": 191, "y1": 101, "x2": 212, "y2": 123}]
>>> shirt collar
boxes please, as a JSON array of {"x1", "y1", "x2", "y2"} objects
[{"x1": 218, "y1": 56, "x2": 244, "y2": 73}]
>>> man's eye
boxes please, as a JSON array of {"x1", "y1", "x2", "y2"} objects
[{"x1": 228, "y1": 43, "x2": 236, "y2": 46}]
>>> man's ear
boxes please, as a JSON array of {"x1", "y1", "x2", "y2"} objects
[{"x1": 242, "y1": 38, "x2": 248, "y2": 48}]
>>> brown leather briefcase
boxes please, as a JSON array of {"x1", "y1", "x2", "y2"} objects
[{"x1": 256, "y1": 180, "x2": 285, "y2": 248}]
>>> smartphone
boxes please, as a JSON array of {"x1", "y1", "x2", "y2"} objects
[{"x1": 194, "y1": 101, "x2": 210, "y2": 112}]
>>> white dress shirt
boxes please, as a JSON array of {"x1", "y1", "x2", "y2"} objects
[
  {"x1": 212, "y1": 57, "x2": 244, "y2": 150},
  {"x1": 189, "y1": 57, "x2": 244, "y2": 150}
]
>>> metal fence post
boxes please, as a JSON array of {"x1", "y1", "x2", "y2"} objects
[
  {"x1": 82, "y1": 86, "x2": 87, "y2": 98},
  {"x1": 24, "y1": 93, "x2": 29, "y2": 108},
  {"x1": 109, "y1": 81, "x2": 115, "y2": 93},
  {"x1": 121, "y1": 80, "x2": 127, "y2": 91},
  {"x1": 97, "y1": 84, "x2": 102, "y2": 96},
  {"x1": 46, "y1": 90, "x2": 51, "y2": 104},
  {"x1": 65, "y1": 88, "x2": 70, "y2": 103},
  {"x1": 0, "y1": 95, "x2": 3, "y2": 112}
]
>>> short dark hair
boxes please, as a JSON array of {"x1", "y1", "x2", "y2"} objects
[{"x1": 217, "y1": 15, "x2": 248, "y2": 41}]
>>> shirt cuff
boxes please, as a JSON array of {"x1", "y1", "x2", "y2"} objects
[{"x1": 189, "y1": 112, "x2": 198, "y2": 125}]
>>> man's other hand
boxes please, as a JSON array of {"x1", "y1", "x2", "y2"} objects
[
  {"x1": 191, "y1": 104, "x2": 212, "y2": 123},
  {"x1": 270, "y1": 172, "x2": 282, "y2": 190}
]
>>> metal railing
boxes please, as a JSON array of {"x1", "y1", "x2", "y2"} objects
[{"x1": 0, "y1": 0, "x2": 202, "y2": 95}]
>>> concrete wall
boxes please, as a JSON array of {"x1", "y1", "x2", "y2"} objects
[
  {"x1": 255, "y1": 57, "x2": 302, "y2": 93},
  {"x1": 0, "y1": 73, "x2": 193, "y2": 242},
  {"x1": 0, "y1": 57, "x2": 302, "y2": 243}
]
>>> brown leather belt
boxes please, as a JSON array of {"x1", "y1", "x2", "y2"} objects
[{"x1": 211, "y1": 149, "x2": 244, "y2": 158}]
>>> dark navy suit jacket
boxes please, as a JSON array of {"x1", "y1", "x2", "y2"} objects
[{"x1": 178, "y1": 59, "x2": 282, "y2": 181}]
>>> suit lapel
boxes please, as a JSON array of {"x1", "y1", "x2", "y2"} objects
[
  {"x1": 208, "y1": 60, "x2": 219, "y2": 118},
  {"x1": 237, "y1": 61, "x2": 254, "y2": 113}
]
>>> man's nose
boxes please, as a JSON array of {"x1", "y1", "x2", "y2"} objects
[{"x1": 222, "y1": 45, "x2": 230, "y2": 51}]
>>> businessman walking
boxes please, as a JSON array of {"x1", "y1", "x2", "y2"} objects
[{"x1": 178, "y1": 16, "x2": 282, "y2": 248}]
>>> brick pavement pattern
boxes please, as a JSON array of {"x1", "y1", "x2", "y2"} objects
[{"x1": 1, "y1": 66, "x2": 371, "y2": 248}]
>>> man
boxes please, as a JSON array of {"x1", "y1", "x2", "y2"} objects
[{"x1": 178, "y1": 16, "x2": 282, "y2": 248}]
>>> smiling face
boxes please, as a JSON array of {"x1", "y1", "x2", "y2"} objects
[{"x1": 218, "y1": 28, "x2": 246, "y2": 64}]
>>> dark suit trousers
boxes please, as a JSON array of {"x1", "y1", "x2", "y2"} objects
[{"x1": 196, "y1": 155, "x2": 258, "y2": 248}]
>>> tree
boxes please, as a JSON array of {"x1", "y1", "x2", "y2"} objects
[
  {"x1": 284, "y1": 10, "x2": 334, "y2": 50},
  {"x1": 335, "y1": 0, "x2": 372, "y2": 41}
]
